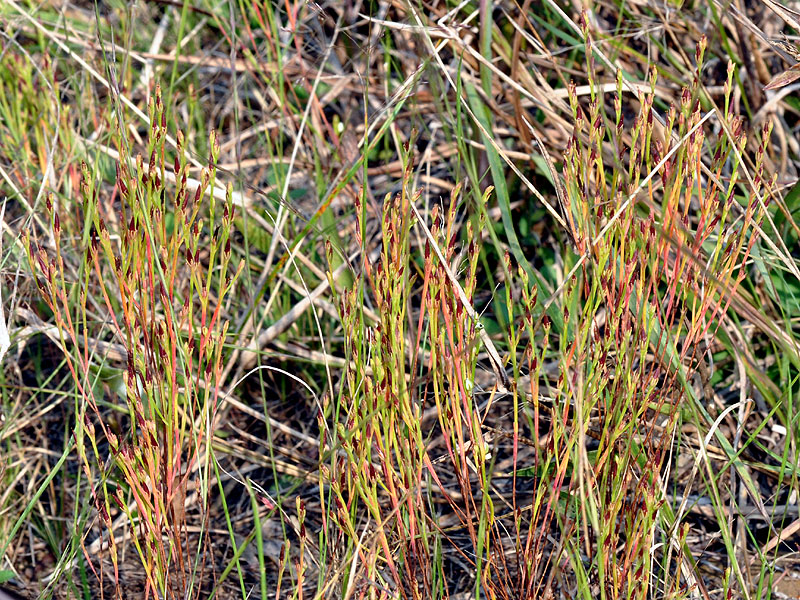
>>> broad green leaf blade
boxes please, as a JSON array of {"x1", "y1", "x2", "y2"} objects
[{"x1": 464, "y1": 80, "x2": 565, "y2": 334}]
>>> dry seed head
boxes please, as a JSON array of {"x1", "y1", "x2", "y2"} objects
[
  {"x1": 579, "y1": 10, "x2": 588, "y2": 34},
  {"x1": 763, "y1": 120, "x2": 774, "y2": 144},
  {"x1": 593, "y1": 113, "x2": 603, "y2": 135},
  {"x1": 113, "y1": 486, "x2": 126, "y2": 509},
  {"x1": 567, "y1": 81, "x2": 578, "y2": 115},
  {"x1": 209, "y1": 129, "x2": 220, "y2": 164},
  {"x1": 696, "y1": 35, "x2": 707, "y2": 66}
]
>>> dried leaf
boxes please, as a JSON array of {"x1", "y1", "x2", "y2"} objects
[
  {"x1": 764, "y1": 63, "x2": 800, "y2": 90},
  {"x1": 771, "y1": 36, "x2": 800, "y2": 62},
  {"x1": 762, "y1": 0, "x2": 800, "y2": 31}
]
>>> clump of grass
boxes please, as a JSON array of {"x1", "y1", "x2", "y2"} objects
[
  {"x1": 26, "y1": 85, "x2": 243, "y2": 599},
  {"x1": 311, "y1": 22, "x2": 774, "y2": 600},
  {"x1": 552, "y1": 27, "x2": 771, "y2": 599}
]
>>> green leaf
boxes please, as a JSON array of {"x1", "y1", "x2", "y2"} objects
[
  {"x1": 464, "y1": 81, "x2": 565, "y2": 335},
  {"x1": 775, "y1": 178, "x2": 800, "y2": 247},
  {"x1": 768, "y1": 268, "x2": 800, "y2": 317},
  {"x1": 234, "y1": 209, "x2": 272, "y2": 254},
  {"x1": 782, "y1": 178, "x2": 800, "y2": 215}
]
